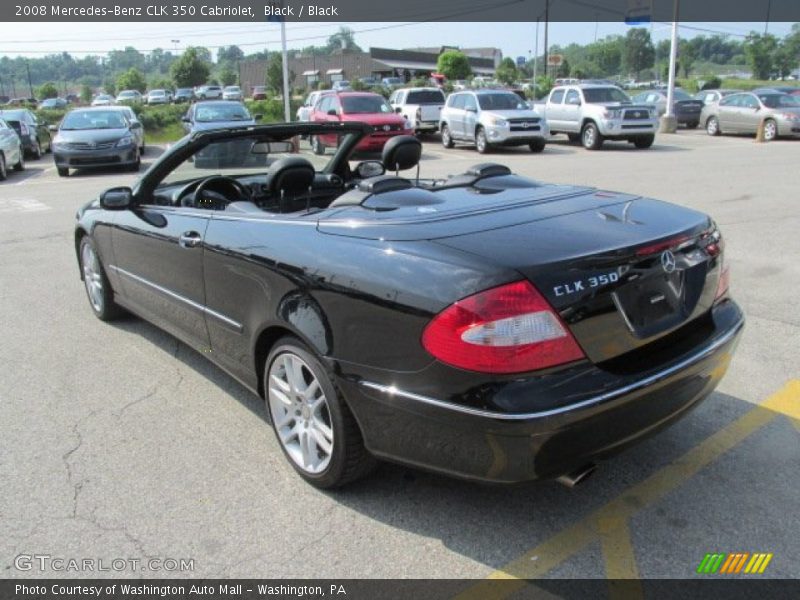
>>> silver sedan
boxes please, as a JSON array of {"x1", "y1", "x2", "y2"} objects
[
  {"x1": 0, "y1": 117, "x2": 24, "y2": 180},
  {"x1": 702, "y1": 92, "x2": 800, "y2": 141}
]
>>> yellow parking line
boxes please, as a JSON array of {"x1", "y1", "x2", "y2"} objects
[
  {"x1": 598, "y1": 517, "x2": 643, "y2": 600},
  {"x1": 454, "y1": 380, "x2": 799, "y2": 599}
]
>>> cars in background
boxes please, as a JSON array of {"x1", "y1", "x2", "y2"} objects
[
  {"x1": 107, "y1": 105, "x2": 145, "y2": 154},
  {"x1": 753, "y1": 86, "x2": 800, "y2": 96},
  {"x1": 196, "y1": 85, "x2": 223, "y2": 100},
  {"x1": 52, "y1": 106, "x2": 142, "y2": 176},
  {"x1": 332, "y1": 80, "x2": 352, "y2": 92},
  {"x1": 381, "y1": 77, "x2": 404, "y2": 90},
  {"x1": 0, "y1": 108, "x2": 52, "y2": 158},
  {"x1": 181, "y1": 100, "x2": 260, "y2": 134},
  {"x1": 358, "y1": 76, "x2": 378, "y2": 86},
  {"x1": 174, "y1": 88, "x2": 195, "y2": 103},
  {"x1": 440, "y1": 89, "x2": 548, "y2": 153},
  {"x1": 251, "y1": 86, "x2": 268, "y2": 100},
  {"x1": 632, "y1": 89, "x2": 705, "y2": 128},
  {"x1": 222, "y1": 86, "x2": 243, "y2": 101},
  {"x1": 0, "y1": 117, "x2": 25, "y2": 180},
  {"x1": 91, "y1": 94, "x2": 115, "y2": 107},
  {"x1": 296, "y1": 90, "x2": 333, "y2": 122},
  {"x1": 310, "y1": 91, "x2": 411, "y2": 153},
  {"x1": 145, "y1": 89, "x2": 170, "y2": 105},
  {"x1": 39, "y1": 98, "x2": 68, "y2": 109},
  {"x1": 389, "y1": 87, "x2": 446, "y2": 135},
  {"x1": 545, "y1": 84, "x2": 658, "y2": 150},
  {"x1": 4, "y1": 98, "x2": 38, "y2": 108},
  {"x1": 702, "y1": 91, "x2": 800, "y2": 141},
  {"x1": 694, "y1": 89, "x2": 741, "y2": 105},
  {"x1": 116, "y1": 90, "x2": 143, "y2": 105}
]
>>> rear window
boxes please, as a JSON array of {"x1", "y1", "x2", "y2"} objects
[
  {"x1": 194, "y1": 104, "x2": 252, "y2": 122},
  {"x1": 406, "y1": 90, "x2": 445, "y2": 104},
  {"x1": 759, "y1": 93, "x2": 800, "y2": 108},
  {"x1": 341, "y1": 95, "x2": 392, "y2": 114}
]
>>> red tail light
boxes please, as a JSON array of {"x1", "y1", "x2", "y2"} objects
[{"x1": 421, "y1": 280, "x2": 585, "y2": 374}]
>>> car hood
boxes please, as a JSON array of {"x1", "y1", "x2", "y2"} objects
[
  {"x1": 56, "y1": 128, "x2": 130, "y2": 143},
  {"x1": 191, "y1": 119, "x2": 257, "y2": 132},
  {"x1": 482, "y1": 109, "x2": 543, "y2": 120}
]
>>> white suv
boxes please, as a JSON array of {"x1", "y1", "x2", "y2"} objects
[{"x1": 439, "y1": 90, "x2": 548, "y2": 153}]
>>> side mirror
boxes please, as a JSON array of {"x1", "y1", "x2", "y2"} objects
[
  {"x1": 253, "y1": 113, "x2": 263, "y2": 121},
  {"x1": 568, "y1": 98, "x2": 581, "y2": 105},
  {"x1": 99, "y1": 187, "x2": 133, "y2": 210},
  {"x1": 327, "y1": 109, "x2": 338, "y2": 116},
  {"x1": 129, "y1": 121, "x2": 142, "y2": 129},
  {"x1": 394, "y1": 106, "x2": 402, "y2": 113},
  {"x1": 355, "y1": 160, "x2": 386, "y2": 179},
  {"x1": 465, "y1": 106, "x2": 477, "y2": 113},
  {"x1": 48, "y1": 125, "x2": 58, "y2": 132},
  {"x1": 181, "y1": 116, "x2": 190, "y2": 123}
]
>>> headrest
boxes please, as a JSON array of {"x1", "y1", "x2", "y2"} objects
[
  {"x1": 268, "y1": 157, "x2": 315, "y2": 195},
  {"x1": 466, "y1": 163, "x2": 512, "y2": 178},
  {"x1": 357, "y1": 175, "x2": 413, "y2": 194},
  {"x1": 382, "y1": 135, "x2": 422, "y2": 172}
]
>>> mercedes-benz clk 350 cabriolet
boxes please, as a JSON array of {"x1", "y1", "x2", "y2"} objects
[{"x1": 75, "y1": 122, "x2": 743, "y2": 488}]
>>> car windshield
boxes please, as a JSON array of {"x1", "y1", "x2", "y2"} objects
[
  {"x1": 177, "y1": 88, "x2": 192, "y2": 94},
  {"x1": 673, "y1": 90, "x2": 692, "y2": 101},
  {"x1": 583, "y1": 87, "x2": 631, "y2": 103},
  {"x1": 194, "y1": 104, "x2": 252, "y2": 122},
  {"x1": 95, "y1": 95, "x2": 112, "y2": 101},
  {"x1": 150, "y1": 90, "x2": 166, "y2": 96},
  {"x1": 759, "y1": 94, "x2": 800, "y2": 108},
  {"x1": 384, "y1": 78, "x2": 402, "y2": 84},
  {"x1": 406, "y1": 90, "x2": 445, "y2": 104},
  {"x1": 118, "y1": 92, "x2": 136, "y2": 97},
  {"x1": 225, "y1": 87, "x2": 240, "y2": 92},
  {"x1": 477, "y1": 93, "x2": 528, "y2": 110},
  {"x1": 159, "y1": 133, "x2": 355, "y2": 188},
  {"x1": 341, "y1": 95, "x2": 392, "y2": 114},
  {"x1": 61, "y1": 110, "x2": 127, "y2": 130}
]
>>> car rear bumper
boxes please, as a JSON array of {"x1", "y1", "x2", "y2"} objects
[{"x1": 339, "y1": 300, "x2": 744, "y2": 483}]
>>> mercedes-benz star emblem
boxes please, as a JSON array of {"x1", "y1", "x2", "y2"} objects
[{"x1": 661, "y1": 250, "x2": 677, "y2": 273}]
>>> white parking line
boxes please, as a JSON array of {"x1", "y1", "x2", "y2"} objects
[{"x1": 0, "y1": 198, "x2": 51, "y2": 213}]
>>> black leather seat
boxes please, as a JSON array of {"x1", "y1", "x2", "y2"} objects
[
  {"x1": 265, "y1": 157, "x2": 316, "y2": 211},
  {"x1": 382, "y1": 135, "x2": 422, "y2": 174}
]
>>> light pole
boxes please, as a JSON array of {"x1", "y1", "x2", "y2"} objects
[
  {"x1": 660, "y1": 0, "x2": 680, "y2": 133},
  {"x1": 171, "y1": 39, "x2": 180, "y2": 54}
]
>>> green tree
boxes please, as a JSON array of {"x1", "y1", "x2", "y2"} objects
[
  {"x1": 170, "y1": 47, "x2": 211, "y2": 87},
  {"x1": 80, "y1": 84, "x2": 92, "y2": 104},
  {"x1": 495, "y1": 57, "x2": 518, "y2": 86},
  {"x1": 150, "y1": 77, "x2": 173, "y2": 90},
  {"x1": 744, "y1": 33, "x2": 778, "y2": 80},
  {"x1": 623, "y1": 28, "x2": 655, "y2": 79},
  {"x1": 558, "y1": 57, "x2": 571, "y2": 78},
  {"x1": 266, "y1": 53, "x2": 293, "y2": 95},
  {"x1": 219, "y1": 65, "x2": 237, "y2": 86},
  {"x1": 679, "y1": 39, "x2": 700, "y2": 78},
  {"x1": 116, "y1": 67, "x2": 147, "y2": 93},
  {"x1": 326, "y1": 27, "x2": 362, "y2": 54},
  {"x1": 437, "y1": 50, "x2": 472, "y2": 81},
  {"x1": 103, "y1": 80, "x2": 116, "y2": 95},
  {"x1": 217, "y1": 45, "x2": 245, "y2": 65},
  {"x1": 38, "y1": 82, "x2": 59, "y2": 99},
  {"x1": 773, "y1": 40, "x2": 796, "y2": 79}
]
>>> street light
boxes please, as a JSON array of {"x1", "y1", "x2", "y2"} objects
[{"x1": 171, "y1": 39, "x2": 180, "y2": 53}]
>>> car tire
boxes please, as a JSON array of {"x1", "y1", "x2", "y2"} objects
[
  {"x1": 529, "y1": 139, "x2": 546, "y2": 153},
  {"x1": 633, "y1": 135, "x2": 655, "y2": 149},
  {"x1": 46, "y1": 137, "x2": 52, "y2": 153},
  {"x1": 79, "y1": 236, "x2": 125, "y2": 322},
  {"x1": 30, "y1": 139, "x2": 42, "y2": 159},
  {"x1": 140, "y1": 142, "x2": 146, "y2": 155},
  {"x1": 57, "y1": 167, "x2": 69, "y2": 177},
  {"x1": 475, "y1": 127, "x2": 490, "y2": 154},
  {"x1": 706, "y1": 116, "x2": 721, "y2": 136},
  {"x1": 0, "y1": 153, "x2": 7, "y2": 181},
  {"x1": 763, "y1": 119, "x2": 778, "y2": 142},
  {"x1": 265, "y1": 336, "x2": 376, "y2": 489},
  {"x1": 582, "y1": 122, "x2": 603, "y2": 150},
  {"x1": 685, "y1": 121, "x2": 699, "y2": 129},
  {"x1": 441, "y1": 124, "x2": 454, "y2": 148},
  {"x1": 128, "y1": 155, "x2": 141, "y2": 172},
  {"x1": 311, "y1": 135, "x2": 325, "y2": 155},
  {"x1": 13, "y1": 150, "x2": 25, "y2": 171}
]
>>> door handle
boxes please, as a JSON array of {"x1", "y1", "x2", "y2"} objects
[{"x1": 179, "y1": 231, "x2": 203, "y2": 248}]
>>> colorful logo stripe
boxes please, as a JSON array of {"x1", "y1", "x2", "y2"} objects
[{"x1": 697, "y1": 553, "x2": 773, "y2": 574}]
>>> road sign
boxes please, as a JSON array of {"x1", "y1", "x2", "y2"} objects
[
  {"x1": 625, "y1": 0, "x2": 652, "y2": 24},
  {"x1": 516, "y1": 56, "x2": 526, "y2": 67},
  {"x1": 547, "y1": 54, "x2": 563, "y2": 67}
]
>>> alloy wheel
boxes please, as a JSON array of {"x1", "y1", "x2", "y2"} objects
[
  {"x1": 707, "y1": 117, "x2": 719, "y2": 136},
  {"x1": 763, "y1": 120, "x2": 777, "y2": 141},
  {"x1": 268, "y1": 352, "x2": 334, "y2": 474},
  {"x1": 81, "y1": 243, "x2": 104, "y2": 312}
]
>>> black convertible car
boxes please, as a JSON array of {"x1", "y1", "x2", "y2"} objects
[{"x1": 75, "y1": 122, "x2": 743, "y2": 488}]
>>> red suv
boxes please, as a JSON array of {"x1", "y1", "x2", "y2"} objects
[{"x1": 310, "y1": 92, "x2": 411, "y2": 153}]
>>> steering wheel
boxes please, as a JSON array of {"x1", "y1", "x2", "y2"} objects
[{"x1": 181, "y1": 176, "x2": 249, "y2": 209}]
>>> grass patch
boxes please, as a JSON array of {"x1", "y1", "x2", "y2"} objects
[{"x1": 146, "y1": 122, "x2": 186, "y2": 145}]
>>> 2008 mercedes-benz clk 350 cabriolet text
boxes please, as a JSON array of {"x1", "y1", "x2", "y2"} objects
[{"x1": 75, "y1": 122, "x2": 743, "y2": 488}]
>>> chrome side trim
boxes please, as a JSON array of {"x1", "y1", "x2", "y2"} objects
[
  {"x1": 109, "y1": 265, "x2": 243, "y2": 332},
  {"x1": 360, "y1": 316, "x2": 744, "y2": 421}
]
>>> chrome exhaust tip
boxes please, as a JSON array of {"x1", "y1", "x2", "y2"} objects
[{"x1": 556, "y1": 464, "x2": 597, "y2": 488}]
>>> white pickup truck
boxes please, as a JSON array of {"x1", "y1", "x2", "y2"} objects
[{"x1": 389, "y1": 87, "x2": 446, "y2": 135}]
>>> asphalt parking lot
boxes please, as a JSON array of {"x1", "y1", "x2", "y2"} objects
[{"x1": 1, "y1": 129, "x2": 798, "y2": 587}]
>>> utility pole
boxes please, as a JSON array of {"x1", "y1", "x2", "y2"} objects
[
  {"x1": 543, "y1": 0, "x2": 549, "y2": 80},
  {"x1": 765, "y1": 0, "x2": 772, "y2": 34},
  {"x1": 533, "y1": 18, "x2": 539, "y2": 87},
  {"x1": 660, "y1": 0, "x2": 680, "y2": 133},
  {"x1": 280, "y1": 20, "x2": 290, "y2": 121},
  {"x1": 26, "y1": 60, "x2": 34, "y2": 99}
]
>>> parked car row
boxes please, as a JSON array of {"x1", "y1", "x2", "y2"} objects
[
  {"x1": 702, "y1": 90, "x2": 800, "y2": 141},
  {"x1": 0, "y1": 117, "x2": 26, "y2": 181}
]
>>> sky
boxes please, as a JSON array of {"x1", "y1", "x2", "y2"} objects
[{"x1": 0, "y1": 21, "x2": 795, "y2": 61}]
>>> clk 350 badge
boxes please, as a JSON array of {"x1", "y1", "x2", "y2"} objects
[{"x1": 553, "y1": 271, "x2": 621, "y2": 297}]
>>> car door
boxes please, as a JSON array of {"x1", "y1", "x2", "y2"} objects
[
  {"x1": 28, "y1": 111, "x2": 50, "y2": 150},
  {"x1": 562, "y1": 89, "x2": 582, "y2": 132},
  {"x1": 462, "y1": 93, "x2": 479, "y2": 139},
  {"x1": 111, "y1": 200, "x2": 212, "y2": 351},
  {"x1": 737, "y1": 94, "x2": 761, "y2": 133},
  {"x1": 446, "y1": 93, "x2": 466, "y2": 138},
  {"x1": 182, "y1": 104, "x2": 195, "y2": 133},
  {"x1": 546, "y1": 88, "x2": 566, "y2": 130},
  {"x1": 716, "y1": 94, "x2": 739, "y2": 131}
]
